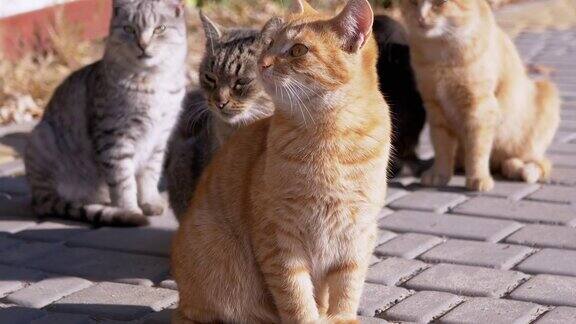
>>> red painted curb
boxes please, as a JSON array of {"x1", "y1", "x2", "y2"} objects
[{"x1": 0, "y1": 0, "x2": 112, "y2": 59}]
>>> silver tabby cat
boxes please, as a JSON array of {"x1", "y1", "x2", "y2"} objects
[
  {"x1": 24, "y1": 0, "x2": 187, "y2": 226},
  {"x1": 165, "y1": 12, "x2": 274, "y2": 218}
]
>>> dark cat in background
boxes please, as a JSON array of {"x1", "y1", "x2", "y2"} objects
[{"x1": 373, "y1": 15, "x2": 426, "y2": 178}]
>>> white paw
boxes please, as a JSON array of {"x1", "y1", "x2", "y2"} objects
[{"x1": 466, "y1": 176, "x2": 495, "y2": 192}]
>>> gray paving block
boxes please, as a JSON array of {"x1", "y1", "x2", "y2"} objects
[
  {"x1": 367, "y1": 258, "x2": 429, "y2": 286},
  {"x1": 0, "y1": 240, "x2": 63, "y2": 265},
  {"x1": 142, "y1": 308, "x2": 175, "y2": 324},
  {"x1": 5, "y1": 276, "x2": 92, "y2": 308},
  {"x1": 49, "y1": 282, "x2": 178, "y2": 321},
  {"x1": 548, "y1": 143, "x2": 576, "y2": 154},
  {"x1": 0, "y1": 264, "x2": 45, "y2": 296},
  {"x1": 376, "y1": 230, "x2": 397, "y2": 246},
  {"x1": 158, "y1": 279, "x2": 177, "y2": 290},
  {"x1": 516, "y1": 248, "x2": 576, "y2": 277},
  {"x1": 67, "y1": 227, "x2": 173, "y2": 257},
  {"x1": 15, "y1": 220, "x2": 91, "y2": 243},
  {"x1": 404, "y1": 264, "x2": 529, "y2": 298},
  {"x1": 453, "y1": 197, "x2": 576, "y2": 225},
  {"x1": 0, "y1": 307, "x2": 47, "y2": 324},
  {"x1": 30, "y1": 313, "x2": 96, "y2": 324},
  {"x1": 510, "y1": 275, "x2": 576, "y2": 307},
  {"x1": 358, "y1": 283, "x2": 412, "y2": 317},
  {"x1": 359, "y1": 316, "x2": 390, "y2": 323},
  {"x1": 420, "y1": 240, "x2": 535, "y2": 270},
  {"x1": 379, "y1": 211, "x2": 523, "y2": 242},
  {"x1": 536, "y1": 307, "x2": 576, "y2": 324},
  {"x1": 385, "y1": 188, "x2": 408, "y2": 204},
  {"x1": 439, "y1": 297, "x2": 546, "y2": 324},
  {"x1": 528, "y1": 186, "x2": 576, "y2": 204},
  {"x1": 388, "y1": 192, "x2": 468, "y2": 213},
  {"x1": 374, "y1": 233, "x2": 444, "y2": 259},
  {"x1": 0, "y1": 160, "x2": 25, "y2": 176},
  {"x1": 382, "y1": 291, "x2": 463, "y2": 323},
  {"x1": 0, "y1": 195, "x2": 34, "y2": 219},
  {"x1": 25, "y1": 246, "x2": 169, "y2": 286},
  {"x1": 550, "y1": 153, "x2": 576, "y2": 168},
  {"x1": 0, "y1": 235, "x2": 21, "y2": 251},
  {"x1": 0, "y1": 176, "x2": 29, "y2": 196},
  {"x1": 550, "y1": 167, "x2": 576, "y2": 186},
  {"x1": 505, "y1": 224, "x2": 576, "y2": 250},
  {"x1": 438, "y1": 176, "x2": 539, "y2": 200}
]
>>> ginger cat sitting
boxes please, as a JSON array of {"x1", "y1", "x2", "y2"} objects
[
  {"x1": 400, "y1": 0, "x2": 560, "y2": 191},
  {"x1": 171, "y1": 0, "x2": 391, "y2": 323}
]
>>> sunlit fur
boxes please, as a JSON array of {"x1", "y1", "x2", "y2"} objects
[
  {"x1": 400, "y1": 0, "x2": 560, "y2": 191},
  {"x1": 172, "y1": 0, "x2": 391, "y2": 323}
]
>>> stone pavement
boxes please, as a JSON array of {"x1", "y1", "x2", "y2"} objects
[{"x1": 1, "y1": 29, "x2": 576, "y2": 324}]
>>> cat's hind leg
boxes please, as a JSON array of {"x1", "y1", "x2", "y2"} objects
[{"x1": 501, "y1": 157, "x2": 551, "y2": 184}]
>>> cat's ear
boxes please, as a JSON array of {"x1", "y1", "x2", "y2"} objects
[
  {"x1": 165, "y1": 0, "x2": 185, "y2": 17},
  {"x1": 331, "y1": 0, "x2": 374, "y2": 53},
  {"x1": 261, "y1": 16, "x2": 284, "y2": 41},
  {"x1": 289, "y1": 0, "x2": 316, "y2": 15},
  {"x1": 199, "y1": 11, "x2": 222, "y2": 43}
]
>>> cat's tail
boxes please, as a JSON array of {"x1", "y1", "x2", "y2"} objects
[
  {"x1": 535, "y1": 79, "x2": 561, "y2": 119},
  {"x1": 501, "y1": 157, "x2": 551, "y2": 184},
  {"x1": 31, "y1": 192, "x2": 149, "y2": 227}
]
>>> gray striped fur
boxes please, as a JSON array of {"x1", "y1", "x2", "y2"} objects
[
  {"x1": 164, "y1": 12, "x2": 274, "y2": 219},
  {"x1": 24, "y1": 0, "x2": 188, "y2": 226}
]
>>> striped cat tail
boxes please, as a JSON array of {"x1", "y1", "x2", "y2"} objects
[{"x1": 31, "y1": 194, "x2": 149, "y2": 227}]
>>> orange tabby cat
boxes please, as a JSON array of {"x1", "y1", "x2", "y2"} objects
[
  {"x1": 400, "y1": 0, "x2": 560, "y2": 191},
  {"x1": 171, "y1": 0, "x2": 391, "y2": 323}
]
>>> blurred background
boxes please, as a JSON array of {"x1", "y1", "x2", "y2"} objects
[{"x1": 0, "y1": 0, "x2": 574, "y2": 126}]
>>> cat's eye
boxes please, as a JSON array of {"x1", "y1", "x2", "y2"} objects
[
  {"x1": 434, "y1": 0, "x2": 449, "y2": 6},
  {"x1": 154, "y1": 25, "x2": 167, "y2": 35},
  {"x1": 123, "y1": 25, "x2": 136, "y2": 34},
  {"x1": 410, "y1": 0, "x2": 418, "y2": 6},
  {"x1": 234, "y1": 79, "x2": 252, "y2": 91},
  {"x1": 289, "y1": 44, "x2": 309, "y2": 58},
  {"x1": 204, "y1": 73, "x2": 217, "y2": 86}
]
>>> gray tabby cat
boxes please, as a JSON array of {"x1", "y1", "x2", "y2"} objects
[
  {"x1": 165, "y1": 12, "x2": 274, "y2": 218},
  {"x1": 24, "y1": 0, "x2": 187, "y2": 226}
]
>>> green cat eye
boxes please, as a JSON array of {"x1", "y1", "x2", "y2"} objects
[
  {"x1": 289, "y1": 44, "x2": 309, "y2": 58},
  {"x1": 234, "y1": 79, "x2": 252, "y2": 90},
  {"x1": 154, "y1": 25, "x2": 167, "y2": 35},
  {"x1": 123, "y1": 25, "x2": 136, "y2": 34}
]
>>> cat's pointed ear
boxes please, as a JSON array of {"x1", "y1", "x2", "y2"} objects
[
  {"x1": 199, "y1": 11, "x2": 222, "y2": 43},
  {"x1": 331, "y1": 0, "x2": 374, "y2": 53},
  {"x1": 289, "y1": 0, "x2": 316, "y2": 15},
  {"x1": 165, "y1": 0, "x2": 185, "y2": 17}
]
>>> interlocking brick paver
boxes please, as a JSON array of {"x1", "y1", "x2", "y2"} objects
[
  {"x1": 358, "y1": 283, "x2": 412, "y2": 317},
  {"x1": 453, "y1": 197, "x2": 576, "y2": 225},
  {"x1": 15, "y1": 220, "x2": 90, "y2": 243},
  {"x1": 142, "y1": 308, "x2": 176, "y2": 324},
  {"x1": 0, "y1": 195, "x2": 33, "y2": 219},
  {"x1": 0, "y1": 307, "x2": 47, "y2": 324},
  {"x1": 366, "y1": 258, "x2": 429, "y2": 286},
  {"x1": 420, "y1": 240, "x2": 534, "y2": 270},
  {"x1": 0, "y1": 234, "x2": 21, "y2": 251},
  {"x1": 549, "y1": 153, "x2": 576, "y2": 168},
  {"x1": 439, "y1": 298, "x2": 546, "y2": 324},
  {"x1": 376, "y1": 230, "x2": 396, "y2": 246},
  {"x1": 374, "y1": 233, "x2": 443, "y2": 259},
  {"x1": 388, "y1": 192, "x2": 468, "y2": 213},
  {"x1": 68, "y1": 227, "x2": 173, "y2": 257},
  {"x1": 0, "y1": 214, "x2": 36, "y2": 234},
  {"x1": 510, "y1": 275, "x2": 576, "y2": 307},
  {"x1": 385, "y1": 188, "x2": 408, "y2": 204},
  {"x1": 379, "y1": 211, "x2": 523, "y2": 242},
  {"x1": 528, "y1": 185, "x2": 576, "y2": 204},
  {"x1": 505, "y1": 224, "x2": 576, "y2": 250},
  {"x1": 0, "y1": 241, "x2": 63, "y2": 265},
  {"x1": 30, "y1": 313, "x2": 95, "y2": 324},
  {"x1": 382, "y1": 291, "x2": 463, "y2": 323},
  {"x1": 5, "y1": 276, "x2": 92, "y2": 308},
  {"x1": 535, "y1": 307, "x2": 576, "y2": 324},
  {"x1": 404, "y1": 264, "x2": 529, "y2": 298},
  {"x1": 550, "y1": 167, "x2": 576, "y2": 186},
  {"x1": 0, "y1": 264, "x2": 45, "y2": 297},
  {"x1": 359, "y1": 316, "x2": 390, "y2": 323},
  {"x1": 49, "y1": 282, "x2": 178, "y2": 321},
  {"x1": 25, "y1": 246, "x2": 169, "y2": 286},
  {"x1": 414, "y1": 176, "x2": 540, "y2": 200},
  {"x1": 0, "y1": 176, "x2": 29, "y2": 196},
  {"x1": 516, "y1": 248, "x2": 576, "y2": 277}
]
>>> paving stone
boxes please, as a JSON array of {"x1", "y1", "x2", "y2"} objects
[
  {"x1": 536, "y1": 307, "x2": 576, "y2": 324},
  {"x1": 453, "y1": 197, "x2": 576, "y2": 225},
  {"x1": 367, "y1": 258, "x2": 429, "y2": 286},
  {"x1": 0, "y1": 240, "x2": 63, "y2": 265},
  {"x1": 67, "y1": 227, "x2": 173, "y2": 257},
  {"x1": 377, "y1": 208, "x2": 394, "y2": 220},
  {"x1": 30, "y1": 313, "x2": 96, "y2": 324},
  {"x1": 50, "y1": 282, "x2": 178, "y2": 321},
  {"x1": 15, "y1": 220, "x2": 90, "y2": 243},
  {"x1": 510, "y1": 275, "x2": 576, "y2": 307},
  {"x1": 439, "y1": 297, "x2": 545, "y2": 324},
  {"x1": 5, "y1": 276, "x2": 92, "y2": 308},
  {"x1": 549, "y1": 153, "x2": 576, "y2": 168},
  {"x1": 141, "y1": 308, "x2": 176, "y2": 324},
  {"x1": 550, "y1": 167, "x2": 576, "y2": 186},
  {"x1": 379, "y1": 211, "x2": 523, "y2": 242},
  {"x1": 382, "y1": 291, "x2": 463, "y2": 323},
  {"x1": 0, "y1": 196, "x2": 36, "y2": 233},
  {"x1": 0, "y1": 160, "x2": 25, "y2": 176},
  {"x1": 359, "y1": 316, "x2": 390, "y2": 323},
  {"x1": 0, "y1": 264, "x2": 45, "y2": 296},
  {"x1": 159, "y1": 279, "x2": 177, "y2": 290},
  {"x1": 404, "y1": 264, "x2": 529, "y2": 298},
  {"x1": 505, "y1": 224, "x2": 576, "y2": 250},
  {"x1": 420, "y1": 240, "x2": 534, "y2": 270},
  {"x1": 385, "y1": 188, "x2": 408, "y2": 204},
  {"x1": 25, "y1": 246, "x2": 169, "y2": 286},
  {"x1": 516, "y1": 249, "x2": 576, "y2": 277},
  {"x1": 0, "y1": 307, "x2": 47, "y2": 324},
  {"x1": 388, "y1": 192, "x2": 468, "y2": 213},
  {"x1": 528, "y1": 185, "x2": 576, "y2": 204},
  {"x1": 548, "y1": 143, "x2": 576, "y2": 154},
  {"x1": 415, "y1": 176, "x2": 539, "y2": 200},
  {"x1": 374, "y1": 233, "x2": 444, "y2": 259},
  {"x1": 0, "y1": 176, "x2": 29, "y2": 196},
  {"x1": 0, "y1": 235, "x2": 21, "y2": 251},
  {"x1": 376, "y1": 230, "x2": 397, "y2": 246},
  {"x1": 358, "y1": 283, "x2": 412, "y2": 317}
]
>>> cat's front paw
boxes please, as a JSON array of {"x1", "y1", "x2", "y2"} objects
[
  {"x1": 466, "y1": 176, "x2": 495, "y2": 192},
  {"x1": 140, "y1": 201, "x2": 165, "y2": 216},
  {"x1": 421, "y1": 169, "x2": 451, "y2": 187}
]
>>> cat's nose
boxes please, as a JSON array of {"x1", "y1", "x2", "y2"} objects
[
  {"x1": 417, "y1": 17, "x2": 428, "y2": 28},
  {"x1": 260, "y1": 56, "x2": 274, "y2": 70},
  {"x1": 216, "y1": 100, "x2": 230, "y2": 110}
]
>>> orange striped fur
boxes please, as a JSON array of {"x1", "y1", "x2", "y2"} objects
[
  {"x1": 400, "y1": 0, "x2": 560, "y2": 191},
  {"x1": 172, "y1": 0, "x2": 391, "y2": 323}
]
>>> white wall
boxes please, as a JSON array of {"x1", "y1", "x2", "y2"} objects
[{"x1": 0, "y1": 0, "x2": 75, "y2": 18}]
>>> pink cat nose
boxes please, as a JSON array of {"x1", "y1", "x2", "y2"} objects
[
  {"x1": 260, "y1": 56, "x2": 274, "y2": 70},
  {"x1": 418, "y1": 17, "x2": 428, "y2": 28},
  {"x1": 216, "y1": 100, "x2": 230, "y2": 109}
]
